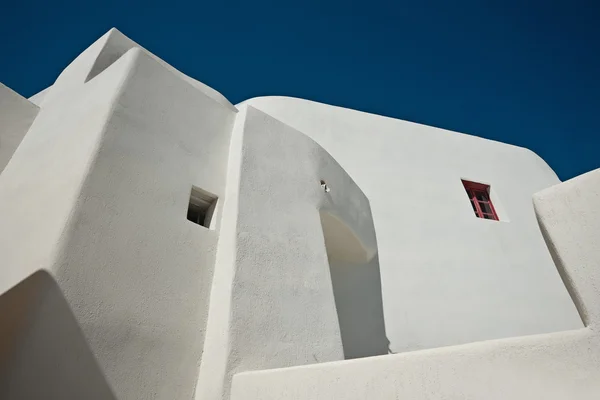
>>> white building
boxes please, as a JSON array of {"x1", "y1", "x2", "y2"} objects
[{"x1": 0, "y1": 29, "x2": 599, "y2": 400}]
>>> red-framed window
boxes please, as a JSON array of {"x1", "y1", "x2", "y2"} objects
[{"x1": 462, "y1": 180, "x2": 499, "y2": 221}]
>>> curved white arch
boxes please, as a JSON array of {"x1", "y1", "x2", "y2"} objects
[{"x1": 319, "y1": 211, "x2": 372, "y2": 263}]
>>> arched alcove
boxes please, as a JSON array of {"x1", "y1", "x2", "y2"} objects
[
  {"x1": 320, "y1": 211, "x2": 389, "y2": 359},
  {"x1": 320, "y1": 212, "x2": 370, "y2": 263}
]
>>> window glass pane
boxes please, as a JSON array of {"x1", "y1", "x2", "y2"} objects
[
  {"x1": 479, "y1": 201, "x2": 493, "y2": 214},
  {"x1": 483, "y1": 213, "x2": 494, "y2": 220},
  {"x1": 475, "y1": 191, "x2": 489, "y2": 201}
]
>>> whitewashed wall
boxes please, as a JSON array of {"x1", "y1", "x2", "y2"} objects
[
  {"x1": 0, "y1": 83, "x2": 38, "y2": 173},
  {"x1": 0, "y1": 29, "x2": 236, "y2": 400},
  {"x1": 242, "y1": 96, "x2": 583, "y2": 353},
  {"x1": 196, "y1": 105, "x2": 382, "y2": 400},
  {"x1": 0, "y1": 29, "x2": 588, "y2": 400},
  {"x1": 230, "y1": 168, "x2": 600, "y2": 400}
]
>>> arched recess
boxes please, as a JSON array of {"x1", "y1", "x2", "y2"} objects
[{"x1": 320, "y1": 211, "x2": 389, "y2": 359}]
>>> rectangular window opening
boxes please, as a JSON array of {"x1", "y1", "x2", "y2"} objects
[
  {"x1": 462, "y1": 180, "x2": 499, "y2": 221},
  {"x1": 187, "y1": 186, "x2": 218, "y2": 229}
]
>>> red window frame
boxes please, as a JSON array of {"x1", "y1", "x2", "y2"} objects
[{"x1": 462, "y1": 180, "x2": 499, "y2": 221}]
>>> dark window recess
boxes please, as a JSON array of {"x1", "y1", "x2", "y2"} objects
[
  {"x1": 462, "y1": 180, "x2": 499, "y2": 221},
  {"x1": 187, "y1": 187, "x2": 218, "y2": 228}
]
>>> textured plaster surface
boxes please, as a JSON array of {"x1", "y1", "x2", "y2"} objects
[
  {"x1": 194, "y1": 105, "x2": 249, "y2": 400},
  {"x1": 0, "y1": 46, "x2": 134, "y2": 297},
  {"x1": 54, "y1": 48, "x2": 235, "y2": 400},
  {"x1": 0, "y1": 83, "x2": 38, "y2": 173},
  {"x1": 0, "y1": 29, "x2": 235, "y2": 400},
  {"x1": 230, "y1": 168, "x2": 600, "y2": 400},
  {"x1": 28, "y1": 86, "x2": 51, "y2": 107},
  {"x1": 43, "y1": 29, "x2": 235, "y2": 112},
  {"x1": 0, "y1": 271, "x2": 116, "y2": 400},
  {"x1": 0, "y1": 29, "x2": 596, "y2": 400},
  {"x1": 242, "y1": 96, "x2": 583, "y2": 353},
  {"x1": 326, "y1": 254, "x2": 388, "y2": 359},
  {"x1": 197, "y1": 105, "x2": 381, "y2": 399}
]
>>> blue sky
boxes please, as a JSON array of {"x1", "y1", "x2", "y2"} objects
[{"x1": 1, "y1": 0, "x2": 597, "y2": 179}]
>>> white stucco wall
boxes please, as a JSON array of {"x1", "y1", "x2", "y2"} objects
[
  {"x1": 230, "y1": 168, "x2": 600, "y2": 400},
  {"x1": 196, "y1": 105, "x2": 383, "y2": 399},
  {"x1": 0, "y1": 47, "x2": 134, "y2": 296},
  {"x1": 0, "y1": 29, "x2": 594, "y2": 400},
  {"x1": 0, "y1": 272, "x2": 117, "y2": 399},
  {"x1": 28, "y1": 86, "x2": 51, "y2": 107},
  {"x1": 326, "y1": 254, "x2": 388, "y2": 359},
  {"x1": 0, "y1": 83, "x2": 38, "y2": 173},
  {"x1": 241, "y1": 96, "x2": 583, "y2": 353},
  {"x1": 55, "y1": 49, "x2": 235, "y2": 400},
  {"x1": 0, "y1": 30, "x2": 236, "y2": 400}
]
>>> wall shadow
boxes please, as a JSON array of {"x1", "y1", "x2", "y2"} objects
[
  {"x1": 535, "y1": 210, "x2": 587, "y2": 326},
  {"x1": 0, "y1": 271, "x2": 117, "y2": 400},
  {"x1": 320, "y1": 212, "x2": 390, "y2": 359}
]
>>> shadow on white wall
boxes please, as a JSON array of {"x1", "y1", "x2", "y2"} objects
[
  {"x1": 320, "y1": 211, "x2": 390, "y2": 359},
  {"x1": 0, "y1": 271, "x2": 117, "y2": 399}
]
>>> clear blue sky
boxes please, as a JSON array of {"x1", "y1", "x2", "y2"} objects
[{"x1": 1, "y1": 0, "x2": 597, "y2": 179}]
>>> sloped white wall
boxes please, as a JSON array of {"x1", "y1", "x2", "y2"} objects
[
  {"x1": 243, "y1": 96, "x2": 583, "y2": 353},
  {"x1": 0, "y1": 28, "x2": 591, "y2": 400},
  {"x1": 0, "y1": 33, "x2": 236, "y2": 400},
  {"x1": 0, "y1": 272, "x2": 117, "y2": 400},
  {"x1": 0, "y1": 48, "x2": 137, "y2": 297},
  {"x1": 0, "y1": 84, "x2": 38, "y2": 173},
  {"x1": 196, "y1": 105, "x2": 381, "y2": 400},
  {"x1": 229, "y1": 168, "x2": 600, "y2": 400},
  {"x1": 53, "y1": 49, "x2": 235, "y2": 400},
  {"x1": 28, "y1": 86, "x2": 51, "y2": 106}
]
